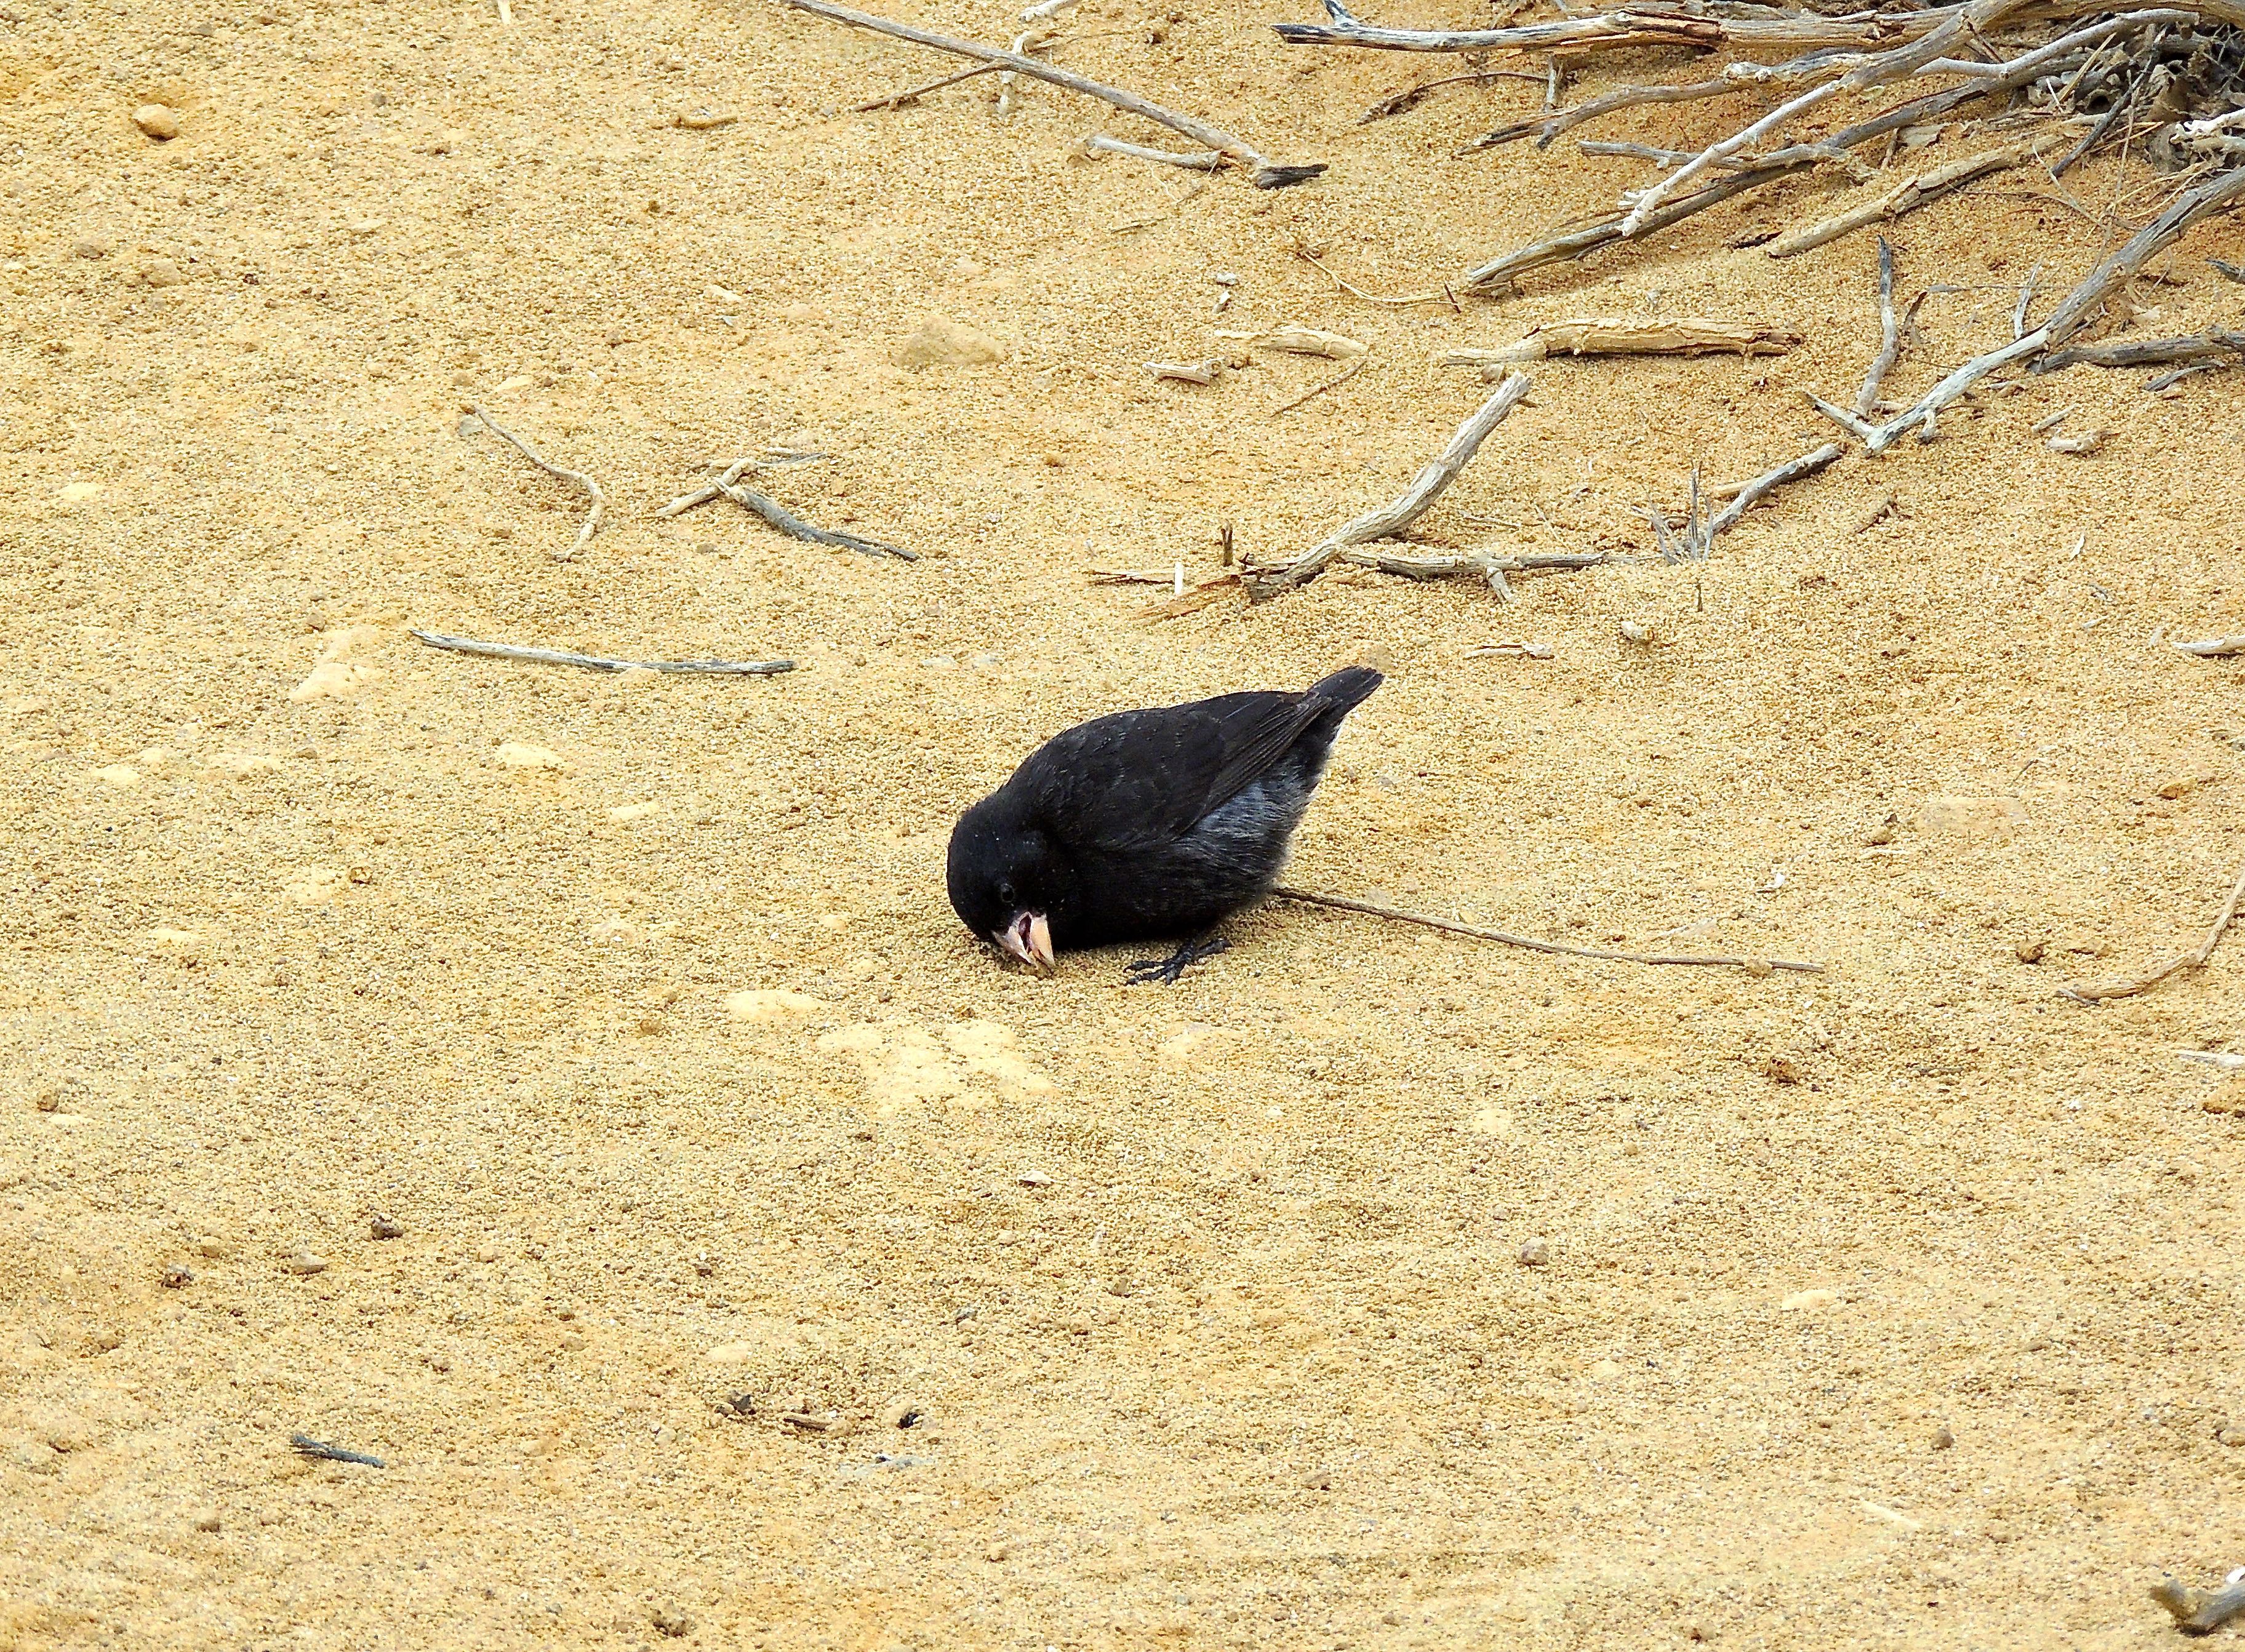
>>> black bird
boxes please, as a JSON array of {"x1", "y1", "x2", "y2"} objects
[{"x1": 947, "y1": 666, "x2": 1383, "y2": 980}]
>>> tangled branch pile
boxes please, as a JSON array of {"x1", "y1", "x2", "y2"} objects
[{"x1": 1286, "y1": 0, "x2": 2245, "y2": 435}]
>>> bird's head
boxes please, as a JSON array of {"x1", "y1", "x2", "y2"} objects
[{"x1": 946, "y1": 793, "x2": 1060, "y2": 975}]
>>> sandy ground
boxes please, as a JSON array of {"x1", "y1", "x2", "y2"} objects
[{"x1": 7, "y1": 0, "x2": 2245, "y2": 1646}]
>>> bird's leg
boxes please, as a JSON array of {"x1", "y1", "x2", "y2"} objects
[{"x1": 1125, "y1": 932, "x2": 1230, "y2": 984}]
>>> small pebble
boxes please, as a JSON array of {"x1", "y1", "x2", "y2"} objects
[
  {"x1": 474, "y1": 1243, "x2": 500, "y2": 1263},
  {"x1": 132, "y1": 103, "x2": 181, "y2": 140},
  {"x1": 2015, "y1": 939, "x2": 2046, "y2": 964},
  {"x1": 369, "y1": 1213, "x2": 404, "y2": 1240},
  {"x1": 983, "y1": 1542, "x2": 1010, "y2": 1562},
  {"x1": 1518, "y1": 1237, "x2": 1550, "y2": 1267},
  {"x1": 195, "y1": 1236, "x2": 232, "y2": 1258},
  {"x1": 283, "y1": 1251, "x2": 329, "y2": 1275},
  {"x1": 1931, "y1": 1423, "x2": 1955, "y2": 1451},
  {"x1": 71, "y1": 236, "x2": 109, "y2": 259},
  {"x1": 139, "y1": 257, "x2": 185, "y2": 288},
  {"x1": 191, "y1": 1507, "x2": 221, "y2": 1533}
]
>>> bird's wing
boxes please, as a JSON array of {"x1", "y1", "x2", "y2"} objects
[{"x1": 1021, "y1": 691, "x2": 1327, "y2": 849}]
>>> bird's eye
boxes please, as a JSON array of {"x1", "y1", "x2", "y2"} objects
[{"x1": 996, "y1": 880, "x2": 1017, "y2": 906}]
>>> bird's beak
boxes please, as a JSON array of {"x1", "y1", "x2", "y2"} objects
[{"x1": 994, "y1": 911, "x2": 1055, "y2": 975}]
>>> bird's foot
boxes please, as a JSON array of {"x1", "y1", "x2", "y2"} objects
[{"x1": 1125, "y1": 933, "x2": 1230, "y2": 985}]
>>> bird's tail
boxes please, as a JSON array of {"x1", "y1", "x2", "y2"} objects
[{"x1": 1308, "y1": 665, "x2": 1384, "y2": 714}]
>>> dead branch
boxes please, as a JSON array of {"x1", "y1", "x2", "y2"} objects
[
  {"x1": 465, "y1": 404, "x2": 606, "y2": 562},
  {"x1": 2061, "y1": 860, "x2": 2245, "y2": 1003},
  {"x1": 1444, "y1": 316, "x2": 1799, "y2": 371},
  {"x1": 2150, "y1": 1569, "x2": 2245, "y2": 1635},
  {"x1": 1273, "y1": 0, "x2": 1937, "y2": 56},
  {"x1": 716, "y1": 479, "x2": 914, "y2": 561},
  {"x1": 1867, "y1": 162, "x2": 2245, "y2": 450},
  {"x1": 1244, "y1": 373, "x2": 1533, "y2": 593},
  {"x1": 1271, "y1": 885, "x2": 1823, "y2": 973},
  {"x1": 780, "y1": 0, "x2": 1325, "y2": 186},
  {"x1": 1705, "y1": 442, "x2": 1845, "y2": 537},
  {"x1": 2036, "y1": 330, "x2": 2245, "y2": 371},
  {"x1": 2172, "y1": 633, "x2": 2245, "y2": 656},
  {"x1": 1767, "y1": 132, "x2": 2066, "y2": 258},
  {"x1": 410, "y1": 629, "x2": 796, "y2": 675}
]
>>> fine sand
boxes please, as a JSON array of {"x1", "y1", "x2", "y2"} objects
[{"x1": 6, "y1": 0, "x2": 2245, "y2": 1646}]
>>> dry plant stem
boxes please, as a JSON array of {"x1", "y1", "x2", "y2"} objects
[
  {"x1": 1246, "y1": 372, "x2": 1532, "y2": 591},
  {"x1": 1294, "y1": 245, "x2": 1449, "y2": 306},
  {"x1": 1270, "y1": 359, "x2": 1365, "y2": 415},
  {"x1": 411, "y1": 629, "x2": 797, "y2": 676},
  {"x1": 2150, "y1": 1573, "x2": 2245, "y2": 1634},
  {"x1": 1705, "y1": 442, "x2": 1844, "y2": 536},
  {"x1": 851, "y1": 60, "x2": 1006, "y2": 111},
  {"x1": 1086, "y1": 133, "x2": 1222, "y2": 167},
  {"x1": 1471, "y1": 76, "x2": 1742, "y2": 151},
  {"x1": 466, "y1": 404, "x2": 606, "y2": 561},
  {"x1": 2038, "y1": 330, "x2": 2245, "y2": 370},
  {"x1": 716, "y1": 481, "x2": 915, "y2": 560},
  {"x1": 1270, "y1": 886, "x2": 1823, "y2": 973},
  {"x1": 1767, "y1": 132, "x2": 2064, "y2": 257},
  {"x1": 778, "y1": 0, "x2": 1324, "y2": 186},
  {"x1": 289, "y1": 1434, "x2": 388, "y2": 1467},
  {"x1": 2062, "y1": 861, "x2": 2245, "y2": 1002},
  {"x1": 1622, "y1": 77, "x2": 1849, "y2": 234},
  {"x1": 2172, "y1": 633, "x2": 2245, "y2": 656},
  {"x1": 1362, "y1": 67, "x2": 1543, "y2": 122},
  {"x1": 1464, "y1": 161, "x2": 1809, "y2": 289}
]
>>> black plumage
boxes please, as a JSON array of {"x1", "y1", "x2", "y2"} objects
[{"x1": 947, "y1": 666, "x2": 1383, "y2": 976}]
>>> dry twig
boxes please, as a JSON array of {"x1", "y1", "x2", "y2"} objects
[
  {"x1": 1244, "y1": 373, "x2": 1533, "y2": 593},
  {"x1": 1705, "y1": 442, "x2": 1846, "y2": 538},
  {"x1": 1271, "y1": 886, "x2": 1823, "y2": 973},
  {"x1": 2172, "y1": 633, "x2": 2245, "y2": 656},
  {"x1": 465, "y1": 404, "x2": 606, "y2": 562},
  {"x1": 2062, "y1": 861, "x2": 2245, "y2": 1002},
  {"x1": 1270, "y1": 359, "x2": 1365, "y2": 415},
  {"x1": 1767, "y1": 132, "x2": 2067, "y2": 258},
  {"x1": 851, "y1": 59, "x2": 1007, "y2": 111},
  {"x1": 2150, "y1": 1568, "x2": 2245, "y2": 1635},
  {"x1": 780, "y1": 0, "x2": 1325, "y2": 186},
  {"x1": 290, "y1": 1433, "x2": 387, "y2": 1467},
  {"x1": 411, "y1": 629, "x2": 796, "y2": 676}
]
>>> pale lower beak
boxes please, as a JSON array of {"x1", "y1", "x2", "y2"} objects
[{"x1": 995, "y1": 911, "x2": 1055, "y2": 975}]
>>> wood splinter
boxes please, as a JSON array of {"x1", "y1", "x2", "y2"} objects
[{"x1": 465, "y1": 404, "x2": 606, "y2": 562}]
